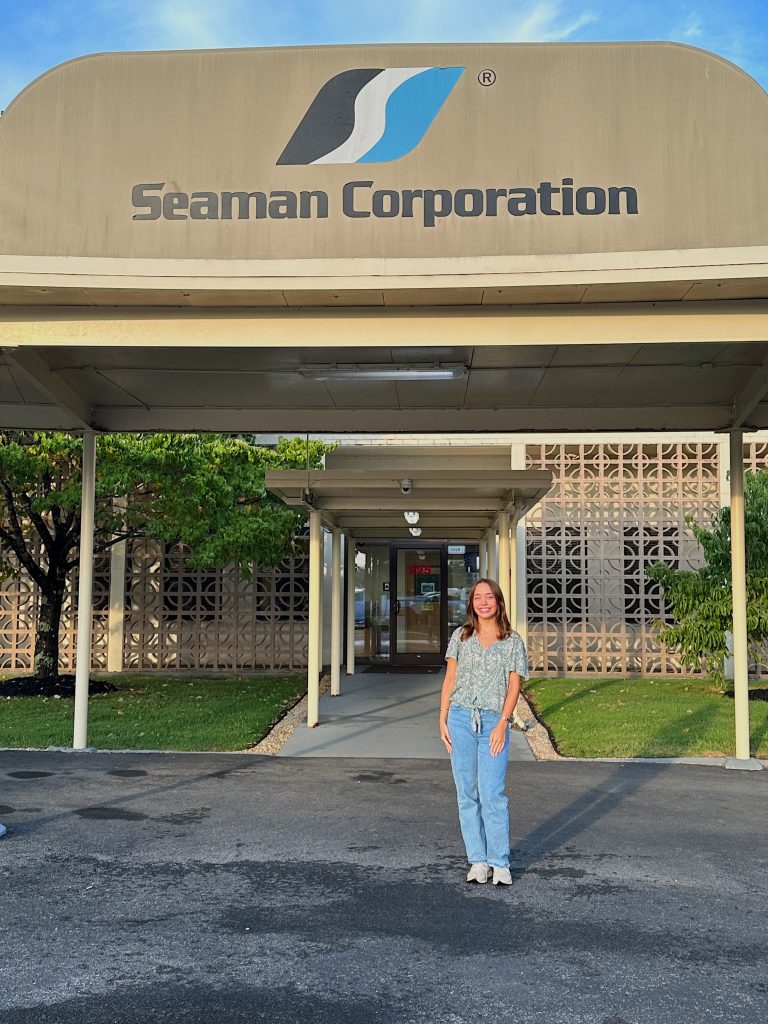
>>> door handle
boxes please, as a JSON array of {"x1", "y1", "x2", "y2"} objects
[{"x1": 393, "y1": 599, "x2": 401, "y2": 615}]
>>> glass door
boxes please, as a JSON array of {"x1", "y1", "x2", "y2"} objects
[
  {"x1": 391, "y1": 545, "x2": 446, "y2": 666},
  {"x1": 352, "y1": 544, "x2": 391, "y2": 662}
]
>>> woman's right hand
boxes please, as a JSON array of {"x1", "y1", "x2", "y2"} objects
[
  {"x1": 438, "y1": 661, "x2": 456, "y2": 754},
  {"x1": 439, "y1": 717, "x2": 452, "y2": 754}
]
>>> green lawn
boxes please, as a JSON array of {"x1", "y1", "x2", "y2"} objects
[
  {"x1": 0, "y1": 674, "x2": 306, "y2": 751},
  {"x1": 525, "y1": 676, "x2": 768, "y2": 759}
]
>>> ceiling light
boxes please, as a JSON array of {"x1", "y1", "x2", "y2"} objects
[
  {"x1": 404, "y1": 511, "x2": 420, "y2": 524},
  {"x1": 409, "y1": 527, "x2": 422, "y2": 537},
  {"x1": 301, "y1": 363, "x2": 467, "y2": 381}
]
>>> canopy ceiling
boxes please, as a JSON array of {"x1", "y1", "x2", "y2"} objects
[
  {"x1": 3, "y1": 40, "x2": 768, "y2": 435},
  {"x1": 4, "y1": 299, "x2": 768, "y2": 434}
]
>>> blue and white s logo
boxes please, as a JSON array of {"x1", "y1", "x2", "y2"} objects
[{"x1": 277, "y1": 66, "x2": 464, "y2": 165}]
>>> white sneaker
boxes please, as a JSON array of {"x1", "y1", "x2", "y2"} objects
[
  {"x1": 466, "y1": 862, "x2": 490, "y2": 884},
  {"x1": 492, "y1": 866, "x2": 513, "y2": 886}
]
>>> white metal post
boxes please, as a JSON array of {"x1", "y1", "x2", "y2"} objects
[
  {"x1": 346, "y1": 535, "x2": 356, "y2": 676},
  {"x1": 479, "y1": 538, "x2": 488, "y2": 578},
  {"x1": 307, "y1": 511, "x2": 322, "y2": 727},
  {"x1": 727, "y1": 430, "x2": 757, "y2": 767},
  {"x1": 508, "y1": 514, "x2": 518, "y2": 633},
  {"x1": 73, "y1": 430, "x2": 96, "y2": 750},
  {"x1": 515, "y1": 517, "x2": 529, "y2": 643},
  {"x1": 319, "y1": 529, "x2": 329, "y2": 673},
  {"x1": 718, "y1": 438, "x2": 734, "y2": 681},
  {"x1": 497, "y1": 512, "x2": 511, "y2": 615},
  {"x1": 106, "y1": 497, "x2": 127, "y2": 673},
  {"x1": 331, "y1": 527, "x2": 342, "y2": 696},
  {"x1": 485, "y1": 527, "x2": 497, "y2": 580},
  {"x1": 510, "y1": 442, "x2": 528, "y2": 640}
]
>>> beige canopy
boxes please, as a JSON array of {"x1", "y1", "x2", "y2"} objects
[{"x1": 265, "y1": 446, "x2": 552, "y2": 540}]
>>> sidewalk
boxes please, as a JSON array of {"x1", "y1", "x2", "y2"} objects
[{"x1": 277, "y1": 669, "x2": 535, "y2": 759}]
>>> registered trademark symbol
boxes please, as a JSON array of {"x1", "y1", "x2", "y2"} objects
[{"x1": 478, "y1": 69, "x2": 496, "y2": 86}]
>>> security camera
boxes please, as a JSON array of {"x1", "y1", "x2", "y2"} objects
[{"x1": 400, "y1": 478, "x2": 412, "y2": 494}]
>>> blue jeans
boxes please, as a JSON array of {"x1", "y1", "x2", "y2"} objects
[{"x1": 448, "y1": 705, "x2": 510, "y2": 868}]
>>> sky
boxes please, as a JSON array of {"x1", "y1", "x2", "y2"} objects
[{"x1": 1, "y1": 0, "x2": 767, "y2": 112}]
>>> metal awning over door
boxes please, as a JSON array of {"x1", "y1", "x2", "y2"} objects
[{"x1": 265, "y1": 446, "x2": 552, "y2": 539}]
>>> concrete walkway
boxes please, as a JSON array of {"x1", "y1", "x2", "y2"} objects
[{"x1": 278, "y1": 669, "x2": 535, "y2": 759}]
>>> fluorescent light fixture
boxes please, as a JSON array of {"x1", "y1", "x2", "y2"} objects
[
  {"x1": 404, "y1": 511, "x2": 420, "y2": 524},
  {"x1": 409, "y1": 527, "x2": 422, "y2": 537},
  {"x1": 301, "y1": 363, "x2": 467, "y2": 381}
]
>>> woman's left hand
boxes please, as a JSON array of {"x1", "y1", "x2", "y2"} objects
[{"x1": 489, "y1": 721, "x2": 508, "y2": 757}]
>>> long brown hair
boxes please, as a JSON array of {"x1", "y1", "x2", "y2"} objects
[{"x1": 459, "y1": 578, "x2": 511, "y2": 642}]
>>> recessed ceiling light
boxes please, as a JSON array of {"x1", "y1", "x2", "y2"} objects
[
  {"x1": 409, "y1": 527, "x2": 423, "y2": 536},
  {"x1": 404, "y1": 511, "x2": 420, "y2": 524},
  {"x1": 301, "y1": 363, "x2": 467, "y2": 381}
]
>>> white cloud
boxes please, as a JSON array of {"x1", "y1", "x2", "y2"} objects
[
  {"x1": 94, "y1": 0, "x2": 259, "y2": 50},
  {"x1": 153, "y1": 2, "x2": 224, "y2": 48},
  {"x1": 682, "y1": 12, "x2": 703, "y2": 39},
  {"x1": 152, "y1": 0, "x2": 239, "y2": 48},
  {"x1": 313, "y1": 0, "x2": 597, "y2": 46},
  {"x1": 506, "y1": 2, "x2": 597, "y2": 42}
]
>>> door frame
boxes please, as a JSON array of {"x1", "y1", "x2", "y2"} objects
[{"x1": 389, "y1": 541, "x2": 448, "y2": 667}]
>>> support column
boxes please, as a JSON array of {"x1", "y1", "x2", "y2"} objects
[
  {"x1": 514, "y1": 516, "x2": 529, "y2": 644},
  {"x1": 717, "y1": 438, "x2": 734, "y2": 681},
  {"x1": 318, "y1": 529, "x2": 327, "y2": 675},
  {"x1": 485, "y1": 527, "x2": 497, "y2": 580},
  {"x1": 510, "y1": 442, "x2": 529, "y2": 641},
  {"x1": 106, "y1": 498, "x2": 127, "y2": 673},
  {"x1": 508, "y1": 514, "x2": 518, "y2": 634},
  {"x1": 330, "y1": 527, "x2": 342, "y2": 696},
  {"x1": 73, "y1": 430, "x2": 96, "y2": 750},
  {"x1": 479, "y1": 538, "x2": 488, "y2": 578},
  {"x1": 346, "y1": 535, "x2": 356, "y2": 675},
  {"x1": 497, "y1": 511, "x2": 511, "y2": 615},
  {"x1": 725, "y1": 431, "x2": 760, "y2": 769},
  {"x1": 307, "y1": 511, "x2": 322, "y2": 728}
]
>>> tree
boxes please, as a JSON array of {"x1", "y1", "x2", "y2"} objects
[
  {"x1": 0, "y1": 431, "x2": 330, "y2": 683},
  {"x1": 647, "y1": 469, "x2": 768, "y2": 682}
]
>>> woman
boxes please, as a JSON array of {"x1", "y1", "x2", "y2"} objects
[{"x1": 438, "y1": 578, "x2": 528, "y2": 885}]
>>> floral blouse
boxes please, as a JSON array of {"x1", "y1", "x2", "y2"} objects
[{"x1": 445, "y1": 627, "x2": 528, "y2": 714}]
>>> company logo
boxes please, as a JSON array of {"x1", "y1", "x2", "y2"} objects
[{"x1": 277, "y1": 66, "x2": 464, "y2": 165}]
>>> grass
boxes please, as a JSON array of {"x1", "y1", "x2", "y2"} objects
[
  {"x1": 525, "y1": 676, "x2": 768, "y2": 759},
  {"x1": 0, "y1": 673, "x2": 306, "y2": 751},
  {"x1": 4, "y1": 670, "x2": 766, "y2": 760}
]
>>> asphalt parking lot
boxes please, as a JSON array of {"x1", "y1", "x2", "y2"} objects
[{"x1": 1, "y1": 750, "x2": 766, "y2": 1024}]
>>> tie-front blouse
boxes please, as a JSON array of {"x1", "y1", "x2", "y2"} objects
[{"x1": 445, "y1": 627, "x2": 528, "y2": 714}]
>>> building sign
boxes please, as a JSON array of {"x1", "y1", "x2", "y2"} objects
[
  {"x1": 130, "y1": 178, "x2": 638, "y2": 227},
  {"x1": 1, "y1": 42, "x2": 767, "y2": 261}
]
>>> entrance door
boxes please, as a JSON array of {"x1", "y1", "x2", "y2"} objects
[{"x1": 391, "y1": 545, "x2": 446, "y2": 666}]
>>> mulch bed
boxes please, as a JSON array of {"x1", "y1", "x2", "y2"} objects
[
  {"x1": 724, "y1": 687, "x2": 768, "y2": 703},
  {"x1": 0, "y1": 675, "x2": 118, "y2": 698}
]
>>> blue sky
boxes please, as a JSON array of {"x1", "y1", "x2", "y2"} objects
[{"x1": 1, "y1": 0, "x2": 767, "y2": 112}]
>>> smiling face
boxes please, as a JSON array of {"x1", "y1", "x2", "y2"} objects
[
  {"x1": 461, "y1": 577, "x2": 510, "y2": 641},
  {"x1": 472, "y1": 582, "x2": 498, "y2": 621}
]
